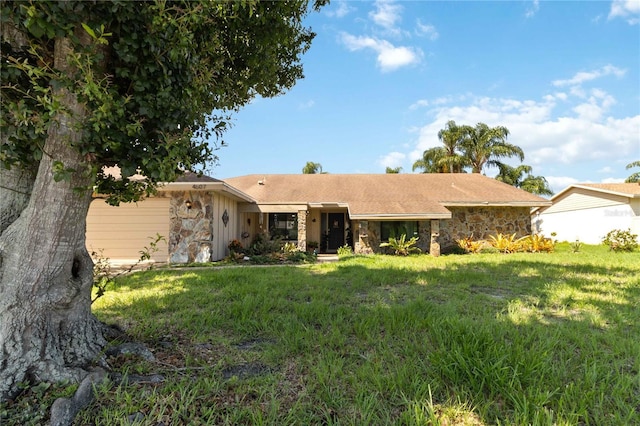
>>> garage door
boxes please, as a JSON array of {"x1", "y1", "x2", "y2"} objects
[{"x1": 86, "y1": 197, "x2": 169, "y2": 265}]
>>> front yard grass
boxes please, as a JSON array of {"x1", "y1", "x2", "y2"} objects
[{"x1": 8, "y1": 244, "x2": 640, "y2": 425}]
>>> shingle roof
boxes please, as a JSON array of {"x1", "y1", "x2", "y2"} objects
[
  {"x1": 175, "y1": 171, "x2": 222, "y2": 183},
  {"x1": 223, "y1": 174, "x2": 550, "y2": 219},
  {"x1": 576, "y1": 183, "x2": 640, "y2": 197}
]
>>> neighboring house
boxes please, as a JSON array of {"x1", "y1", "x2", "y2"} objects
[
  {"x1": 86, "y1": 173, "x2": 550, "y2": 264},
  {"x1": 532, "y1": 183, "x2": 640, "y2": 244}
]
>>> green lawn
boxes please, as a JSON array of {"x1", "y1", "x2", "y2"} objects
[{"x1": 21, "y1": 244, "x2": 640, "y2": 425}]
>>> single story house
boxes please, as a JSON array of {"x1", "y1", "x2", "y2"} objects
[
  {"x1": 86, "y1": 173, "x2": 551, "y2": 264},
  {"x1": 532, "y1": 182, "x2": 640, "y2": 244}
]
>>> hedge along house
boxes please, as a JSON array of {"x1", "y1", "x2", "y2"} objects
[
  {"x1": 224, "y1": 174, "x2": 551, "y2": 256},
  {"x1": 86, "y1": 173, "x2": 550, "y2": 264},
  {"x1": 531, "y1": 183, "x2": 640, "y2": 244}
]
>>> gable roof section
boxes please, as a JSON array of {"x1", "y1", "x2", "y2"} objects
[
  {"x1": 157, "y1": 171, "x2": 255, "y2": 202},
  {"x1": 224, "y1": 174, "x2": 551, "y2": 220},
  {"x1": 533, "y1": 182, "x2": 640, "y2": 214},
  {"x1": 575, "y1": 183, "x2": 640, "y2": 197}
]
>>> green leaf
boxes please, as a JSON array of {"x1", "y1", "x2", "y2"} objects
[{"x1": 81, "y1": 23, "x2": 96, "y2": 39}]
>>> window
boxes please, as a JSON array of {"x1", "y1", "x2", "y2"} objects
[
  {"x1": 380, "y1": 221, "x2": 418, "y2": 242},
  {"x1": 269, "y1": 213, "x2": 298, "y2": 241}
]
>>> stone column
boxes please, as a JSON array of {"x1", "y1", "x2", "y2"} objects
[
  {"x1": 430, "y1": 219, "x2": 441, "y2": 257},
  {"x1": 297, "y1": 210, "x2": 307, "y2": 252}
]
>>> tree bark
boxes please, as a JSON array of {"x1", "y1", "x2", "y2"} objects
[{"x1": 0, "y1": 36, "x2": 105, "y2": 401}]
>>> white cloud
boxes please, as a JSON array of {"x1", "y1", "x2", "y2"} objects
[
  {"x1": 340, "y1": 33, "x2": 422, "y2": 72},
  {"x1": 415, "y1": 20, "x2": 439, "y2": 40},
  {"x1": 602, "y1": 177, "x2": 627, "y2": 183},
  {"x1": 298, "y1": 100, "x2": 315, "y2": 110},
  {"x1": 378, "y1": 151, "x2": 406, "y2": 168},
  {"x1": 409, "y1": 99, "x2": 430, "y2": 110},
  {"x1": 369, "y1": 0, "x2": 403, "y2": 32},
  {"x1": 326, "y1": 0, "x2": 354, "y2": 18},
  {"x1": 546, "y1": 176, "x2": 582, "y2": 193},
  {"x1": 609, "y1": 0, "x2": 640, "y2": 24},
  {"x1": 402, "y1": 88, "x2": 639, "y2": 181},
  {"x1": 525, "y1": 0, "x2": 540, "y2": 18},
  {"x1": 552, "y1": 64, "x2": 626, "y2": 87},
  {"x1": 598, "y1": 166, "x2": 614, "y2": 173}
]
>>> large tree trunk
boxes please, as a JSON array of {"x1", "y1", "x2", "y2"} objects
[{"x1": 0, "y1": 36, "x2": 105, "y2": 401}]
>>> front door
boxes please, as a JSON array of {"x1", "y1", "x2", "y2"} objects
[{"x1": 327, "y1": 213, "x2": 345, "y2": 252}]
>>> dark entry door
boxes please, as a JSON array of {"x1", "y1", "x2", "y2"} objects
[{"x1": 327, "y1": 213, "x2": 345, "y2": 251}]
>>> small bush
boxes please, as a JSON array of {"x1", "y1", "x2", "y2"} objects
[
  {"x1": 228, "y1": 239, "x2": 244, "y2": 254},
  {"x1": 570, "y1": 239, "x2": 582, "y2": 253},
  {"x1": 337, "y1": 245, "x2": 353, "y2": 257},
  {"x1": 380, "y1": 234, "x2": 421, "y2": 256},
  {"x1": 520, "y1": 234, "x2": 555, "y2": 253},
  {"x1": 457, "y1": 236, "x2": 486, "y2": 254},
  {"x1": 602, "y1": 228, "x2": 639, "y2": 252},
  {"x1": 281, "y1": 242, "x2": 298, "y2": 254},
  {"x1": 488, "y1": 233, "x2": 524, "y2": 253},
  {"x1": 247, "y1": 234, "x2": 282, "y2": 256}
]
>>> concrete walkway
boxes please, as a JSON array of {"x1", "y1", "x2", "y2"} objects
[{"x1": 316, "y1": 254, "x2": 339, "y2": 263}]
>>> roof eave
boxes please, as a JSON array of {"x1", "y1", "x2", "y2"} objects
[
  {"x1": 443, "y1": 201, "x2": 552, "y2": 207},
  {"x1": 348, "y1": 212, "x2": 452, "y2": 220},
  {"x1": 157, "y1": 181, "x2": 255, "y2": 203}
]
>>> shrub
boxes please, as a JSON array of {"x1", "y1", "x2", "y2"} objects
[
  {"x1": 488, "y1": 233, "x2": 525, "y2": 253},
  {"x1": 380, "y1": 234, "x2": 421, "y2": 256},
  {"x1": 247, "y1": 233, "x2": 282, "y2": 256},
  {"x1": 602, "y1": 229, "x2": 639, "y2": 252},
  {"x1": 520, "y1": 234, "x2": 555, "y2": 253},
  {"x1": 457, "y1": 235, "x2": 485, "y2": 254},
  {"x1": 281, "y1": 242, "x2": 298, "y2": 254},
  {"x1": 228, "y1": 239, "x2": 244, "y2": 254},
  {"x1": 337, "y1": 245, "x2": 353, "y2": 258},
  {"x1": 570, "y1": 239, "x2": 582, "y2": 253}
]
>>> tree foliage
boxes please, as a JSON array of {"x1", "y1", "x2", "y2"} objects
[
  {"x1": 495, "y1": 163, "x2": 553, "y2": 196},
  {"x1": 413, "y1": 121, "x2": 550, "y2": 196},
  {"x1": 302, "y1": 161, "x2": 324, "y2": 174},
  {"x1": 385, "y1": 166, "x2": 402, "y2": 173},
  {"x1": 625, "y1": 160, "x2": 640, "y2": 183},
  {"x1": 461, "y1": 123, "x2": 523, "y2": 173},
  {"x1": 0, "y1": 0, "x2": 325, "y2": 403},
  {"x1": 413, "y1": 120, "x2": 469, "y2": 173},
  {"x1": 2, "y1": 0, "x2": 323, "y2": 204}
]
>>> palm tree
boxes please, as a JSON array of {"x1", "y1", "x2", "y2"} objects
[
  {"x1": 461, "y1": 123, "x2": 524, "y2": 173},
  {"x1": 437, "y1": 120, "x2": 470, "y2": 173},
  {"x1": 385, "y1": 166, "x2": 402, "y2": 173},
  {"x1": 302, "y1": 161, "x2": 323, "y2": 174},
  {"x1": 495, "y1": 163, "x2": 553, "y2": 196},
  {"x1": 626, "y1": 160, "x2": 640, "y2": 183},
  {"x1": 413, "y1": 121, "x2": 469, "y2": 173},
  {"x1": 412, "y1": 146, "x2": 448, "y2": 173}
]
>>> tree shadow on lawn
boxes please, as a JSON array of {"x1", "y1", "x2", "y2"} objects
[{"x1": 95, "y1": 255, "x2": 640, "y2": 424}]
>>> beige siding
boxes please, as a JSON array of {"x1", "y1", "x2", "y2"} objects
[
  {"x1": 211, "y1": 193, "x2": 239, "y2": 260},
  {"x1": 544, "y1": 189, "x2": 627, "y2": 214},
  {"x1": 86, "y1": 197, "x2": 169, "y2": 264}
]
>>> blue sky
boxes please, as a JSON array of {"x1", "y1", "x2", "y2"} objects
[{"x1": 211, "y1": 0, "x2": 640, "y2": 195}]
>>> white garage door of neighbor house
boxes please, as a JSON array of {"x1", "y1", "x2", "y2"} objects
[{"x1": 86, "y1": 197, "x2": 169, "y2": 265}]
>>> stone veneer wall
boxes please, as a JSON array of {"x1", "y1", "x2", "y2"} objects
[
  {"x1": 169, "y1": 191, "x2": 214, "y2": 263},
  {"x1": 355, "y1": 220, "x2": 431, "y2": 254},
  {"x1": 297, "y1": 210, "x2": 307, "y2": 251},
  {"x1": 353, "y1": 207, "x2": 532, "y2": 255},
  {"x1": 439, "y1": 206, "x2": 533, "y2": 249}
]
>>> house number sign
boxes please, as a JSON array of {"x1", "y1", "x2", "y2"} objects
[{"x1": 192, "y1": 184, "x2": 206, "y2": 189}]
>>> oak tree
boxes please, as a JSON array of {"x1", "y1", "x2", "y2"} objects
[{"x1": 0, "y1": 0, "x2": 323, "y2": 400}]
